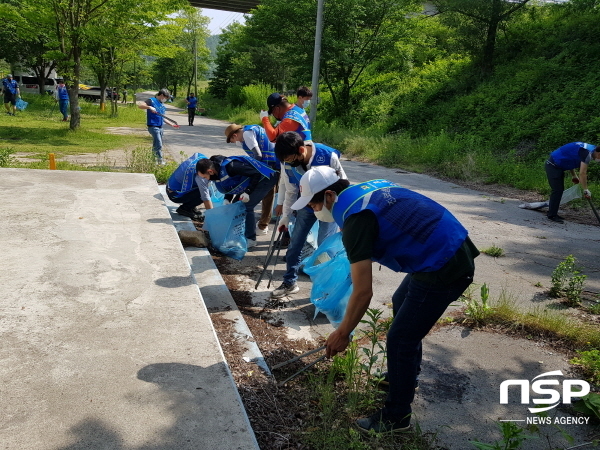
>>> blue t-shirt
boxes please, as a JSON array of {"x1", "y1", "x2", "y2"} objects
[{"x1": 187, "y1": 97, "x2": 198, "y2": 108}]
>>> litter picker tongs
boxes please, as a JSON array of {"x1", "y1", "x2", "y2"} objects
[
  {"x1": 255, "y1": 216, "x2": 283, "y2": 289},
  {"x1": 272, "y1": 345, "x2": 327, "y2": 386},
  {"x1": 156, "y1": 112, "x2": 180, "y2": 128}
]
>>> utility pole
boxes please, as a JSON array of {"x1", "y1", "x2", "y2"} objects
[
  {"x1": 194, "y1": 33, "x2": 198, "y2": 94},
  {"x1": 309, "y1": 0, "x2": 324, "y2": 124}
]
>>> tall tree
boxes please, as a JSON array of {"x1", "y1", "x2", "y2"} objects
[
  {"x1": 239, "y1": 0, "x2": 421, "y2": 117},
  {"x1": 430, "y1": 0, "x2": 532, "y2": 74}
]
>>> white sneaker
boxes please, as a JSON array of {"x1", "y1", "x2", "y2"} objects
[
  {"x1": 247, "y1": 239, "x2": 257, "y2": 249},
  {"x1": 256, "y1": 222, "x2": 269, "y2": 235},
  {"x1": 271, "y1": 282, "x2": 299, "y2": 298}
]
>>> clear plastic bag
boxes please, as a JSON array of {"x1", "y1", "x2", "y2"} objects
[
  {"x1": 203, "y1": 202, "x2": 247, "y2": 260},
  {"x1": 302, "y1": 232, "x2": 352, "y2": 327}
]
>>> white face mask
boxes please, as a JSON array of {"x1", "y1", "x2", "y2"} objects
[
  {"x1": 303, "y1": 100, "x2": 311, "y2": 108},
  {"x1": 235, "y1": 141, "x2": 242, "y2": 147},
  {"x1": 314, "y1": 194, "x2": 336, "y2": 222}
]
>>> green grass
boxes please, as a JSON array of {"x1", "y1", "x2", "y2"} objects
[
  {"x1": 480, "y1": 244, "x2": 505, "y2": 257},
  {"x1": 1, "y1": 95, "x2": 148, "y2": 159}
]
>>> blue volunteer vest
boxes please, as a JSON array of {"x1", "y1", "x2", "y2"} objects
[
  {"x1": 3, "y1": 78, "x2": 18, "y2": 95},
  {"x1": 146, "y1": 97, "x2": 165, "y2": 127},
  {"x1": 242, "y1": 125, "x2": 278, "y2": 166},
  {"x1": 550, "y1": 142, "x2": 595, "y2": 170},
  {"x1": 167, "y1": 152, "x2": 207, "y2": 198},
  {"x1": 332, "y1": 180, "x2": 468, "y2": 273},
  {"x1": 282, "y1": 105, "x2": 312, "y2": 141},
  {"x1": 57, "y1": 85, "x2": 69, "y2": 100},
  {"x1": 285, "y1": 143, "x2": 341, "y2": 187},
  {"x1": 214, "y1": 155, "x2": 276, "y2": 195}
]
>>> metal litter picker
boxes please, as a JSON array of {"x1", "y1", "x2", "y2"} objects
[{"x1": 271, "y1": 345, "x2": 326, "y2": 386}]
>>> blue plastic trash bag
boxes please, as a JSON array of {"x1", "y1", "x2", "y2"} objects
[
  {"x1": 15, "y1": 98, "x2": 28, "y2": 111},
  {"x1": 302, "y1": 232, "x2": 353, "y2": 327},
  {"x1": 208, "y1": 181, "x2": 225, "y2": 207},
  {"x1": 203, "y1": 201, "x2": 247, "y2": 260}
]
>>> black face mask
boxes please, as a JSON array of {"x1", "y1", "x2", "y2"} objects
[
  {"x1": 290, "y1": 159, "x2": 302, "y2": 167},
  {"x1": 209, "y1": 173, "x2": 219, "y2": 181}
]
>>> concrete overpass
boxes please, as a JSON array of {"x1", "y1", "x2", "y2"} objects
[{"x1": 188, "y1": 0, "x2": 258, "y2": 13}]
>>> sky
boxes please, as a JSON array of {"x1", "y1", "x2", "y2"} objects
[{"x1": 202, "y1": 8, "x2": 247, "y2": 36}]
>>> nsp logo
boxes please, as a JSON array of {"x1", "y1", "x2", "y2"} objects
[{"x1": 500, "y1": 370, "x2": 590, "y2": 413}]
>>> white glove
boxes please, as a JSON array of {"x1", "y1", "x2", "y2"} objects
[
  {"x1": 239, "y1": 193, "x2": 250, "y2": 203},
  {"x1": 259, "y1": 110, "x2": 269, "y2": 120},
  {"x1": 223, "y1": 199, "x2": 230, "y2": 205},
  {"x1": 149, "y1": 106, "x2": 156, "y2": 112},
  {"x1": 584, "y1": 189, "x2": 592, "y2": 199},
  {"x1": 278, "y1": 215, "x2": 290, "y2": 232}
]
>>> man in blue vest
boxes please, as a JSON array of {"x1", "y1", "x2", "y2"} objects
[
  {"x1": 293, "y1": 166, "x2": 479, "y2": 433},
  {"x1": 295, "y1": 86, "x2": 312, "y2": 112},
  {"x1": 55, "y1": 82, "x2": 70, "y2": 121},
  {"x1": 186, "y1": 92, "x2": 197, "y2": 126},
  {"x1": 2, "y1": 74, "x2": 20, "y2": 116},
  {"x1": 545, "y1": 142, "x2": 599, "y2": 223},
  {"x1": 137, "y1": 89, "x2": 173, "y2": 165},
  {"x1": 270, "y1": 131, "x2": 346, "y2": 298},
  {"x1": 225, "y1": 123, "x2": 280, "y2": 235},
  {"x1": 196, "y1": 155, "x2": 279, "y2": 248},
  {"x1": 167, "y1": 153, "x2": 215, "y2": 220},
  {"x1": 260, "y1": 93, "x2": 312, "y2": 143}
]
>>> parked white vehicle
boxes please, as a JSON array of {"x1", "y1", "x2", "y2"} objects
[{"x1": 12, "y1": 71, "x2": 61, "y2": 95}]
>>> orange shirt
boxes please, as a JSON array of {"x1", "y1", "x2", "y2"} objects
[{"x1": 261, "y1": 105, "x2": 299, "y2": 142}]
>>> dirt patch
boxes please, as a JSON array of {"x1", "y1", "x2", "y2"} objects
[{"x1": 104, "y1": 126, "x2": 147, "y2": 136}]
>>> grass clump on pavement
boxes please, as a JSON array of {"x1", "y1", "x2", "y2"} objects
[{"x1": 480, "y1": 244, "x2": 505, "y2": 258}]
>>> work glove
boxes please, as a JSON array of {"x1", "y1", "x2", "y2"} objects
[
  {"x1": 149, "y1": 106, "x2": 157, "y2": 113},
  {"x1": 584, "y1": 189, "x2": 592, "y2": 199},
  {"x1": 223, "y1": 199, "x2": 230, "y2": 205},
  {"x1": 239, "y1": 193, "x2": 250, "y2": 203},
  {"x1": 278, "y1": 215, "x2": 290, "y2": 232},
  {"x1": 572, "y1": 177, "x2": 579, "y2": 184},
  {"x1": 259, "y1": 110, "x2": 269, "y2": 120}
]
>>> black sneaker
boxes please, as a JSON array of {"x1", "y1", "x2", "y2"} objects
[
  {"x1": 271, "y1": 282, "x2": 299, "y2": 298},
  {"x1": 176, "y1": 206, "x2": 199, "y2": 220},
  {"x1": 548, "y1": 215, "x2": 564, "y2": 223},
  {"x1": 356, "y1": 410, "x2": 411, "y2": 433}
]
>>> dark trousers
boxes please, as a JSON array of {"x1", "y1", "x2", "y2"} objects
[
  {"x1": 243, "y1": 176, "x2": 280, "y2": 240},
  {"x1": 167, "y1": 188, "x2": 202, "y2": 212},
  {"x1": 383, "y1": 272, "x2": 473, "y2": 422},
  {"x1": 188, "y1": 107, "x2": 195, "y2": 125},
  {"x1": 545, "y1": 161, "x2": 565, "y2": 218}
]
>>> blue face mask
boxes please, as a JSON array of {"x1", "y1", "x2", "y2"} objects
[{"x1": 303, "y1": 100, "x2": 311, "y2": 108}]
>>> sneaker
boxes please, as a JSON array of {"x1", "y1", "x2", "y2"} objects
[
  {"x1": 377, "y1": 373, "x2": 419, "y2": 391},
  {"x1": 271, "y1": 282, "x2": 299, "y2": 298},
  {"x1": 548, "y1": 215, "x2": 564, "y2": 223},
  {"x1": 280, "y1": 232, "x2": 291, "y2": 248},
  {"x1": 247, "y1": 239, "x2": 257, "y2": 249},
  {"x1": 256, "y1": 222, "x2": 269, "y2": 235},
  {"x1": 175, "y1": 207, "x2": 197, "y2": 219},
  {"x1": 356, "y1": 411, "x2": 411, "y2": 433}
]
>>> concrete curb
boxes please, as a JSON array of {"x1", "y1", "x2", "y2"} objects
[{"x1": 158, "y1": 185, "x2": 271, "y2": 377}]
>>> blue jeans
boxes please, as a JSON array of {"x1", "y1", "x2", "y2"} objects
[
  {"x1": 383, "y1": 272, "x2": 473, "y2": 422},
  {"x1": 283, "y1": 207, "x2": 338, "y2": 285},
  {"x1": 244, "y1": 176, "x2": 279, "y2": 240},
  {"x1": 147, "y1": 126, "x2": 164, "y2": 162},
  {"x1": 58, "y1": 99, "x2": 69, "y2": 119}
]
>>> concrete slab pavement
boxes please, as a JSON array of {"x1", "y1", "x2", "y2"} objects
[{"x1": 0, "y1": 169, "x2": 258, "y2": 450}]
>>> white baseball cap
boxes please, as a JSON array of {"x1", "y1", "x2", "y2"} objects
[{"x1": 291, "y1": 166, "x2": 340, "y2": 210}]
